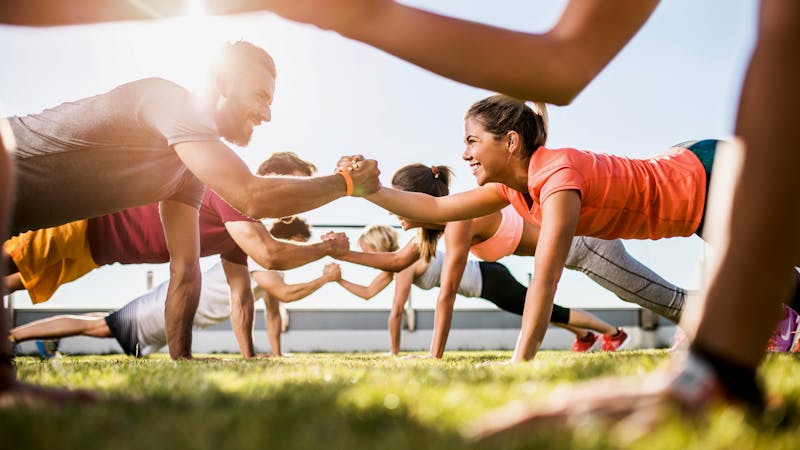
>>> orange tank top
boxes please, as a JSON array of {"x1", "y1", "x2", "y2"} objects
[{"x1": 495, "y1": 146, "x2": 706, "y2": 240}]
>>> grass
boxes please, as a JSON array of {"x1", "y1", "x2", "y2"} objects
[{"x1": 2, "y1": 350, "x2": 800, "y2": 449}]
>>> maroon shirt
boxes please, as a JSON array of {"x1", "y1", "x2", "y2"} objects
[{"x1": 87, "y1": 190, "x2": 257, "y2": 266}]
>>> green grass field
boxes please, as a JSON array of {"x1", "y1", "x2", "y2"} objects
[{"x1": 2, "y1": 350, "x2": 799, "y2": 449}]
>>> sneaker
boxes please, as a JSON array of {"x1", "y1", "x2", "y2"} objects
[
  {"x1": 571, "y1": 332, "x2": 597, "y2": 352},
  {"x1": 35, "y1": 339, "x2": 60, "y2": 359},
  {"x1": 601, "y1": 328, "x2": 629, "y2": 351},
  {"x1": 768, "y1": 305, "x2": 800, "y2": 352}
]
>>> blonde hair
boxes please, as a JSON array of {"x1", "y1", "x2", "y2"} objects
[{"x1": 358, "y1": 225, "x2": 399, "y2": 253}]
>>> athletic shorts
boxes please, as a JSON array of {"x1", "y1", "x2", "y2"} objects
[{"x1": 3, "y1": 220, "x2": 99, "y2": 303}]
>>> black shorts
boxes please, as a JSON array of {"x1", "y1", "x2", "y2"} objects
[{"x1": 478, "y1": 261, "x2": 570, "y2": 323}]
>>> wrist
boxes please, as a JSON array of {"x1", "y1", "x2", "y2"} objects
[{"x1": 335, "y1": 170, "x2": 353, "y2": 196}]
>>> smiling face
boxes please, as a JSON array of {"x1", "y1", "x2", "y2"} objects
[
  {"x1": 462, "y1": 117, "x2": 511, "y2": 185},
  {"x1": 215, "y1": 64, "x2": 276, "y2": 147}
]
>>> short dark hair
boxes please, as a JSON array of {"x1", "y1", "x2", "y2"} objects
[
  {"x1": 219, "y1": 40, "x2": 277, "y2": 78},
  {"x1": 268, "y1": 216, "x2": 311, "y2": 242},
  {"x1": 257, "y1": 152, "x2": 317, "y2": 176}
]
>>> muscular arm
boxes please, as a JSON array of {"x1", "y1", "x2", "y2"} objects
[
  {"x1": 511, "y1": 190, "x2": 581, "y2": 363},
  {"x1": 388, "y1": 264, "x2": 415, "y2": 355},
  {"x1": 221, "y1": 259, "x2": 256, "y2": 358},
  {"x1": 366, "y1": 184, "x2": 508, "y2": 224},
  {"x1": 429, "y1": 221, "x2": 473, "y2": 358},
  {"x1": 174, "y1": 142, "x2": 378, "y2": 219},
  {"x1": 334, "y1": 239, "x2": 420, "y2": 272},
  {"x1": 262, "y1": 0, "x2": 658, "y2": 104},
  {"x1": 160, "y1": 200, "x2": 202, "y2": 360},
  {"x1": 251, "y1": 268, "x2": 335, "y2": 303},
  {"x1": 337, "y1": 271, "x2": 394, "y2": 300},
  {"x1": 226, "y1": 221, "x2": 343, "y2": 270}
]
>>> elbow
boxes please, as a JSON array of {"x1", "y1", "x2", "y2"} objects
[
  {"x1": 169, "y1": 259, "x2": 201, "y2": 284},
  {"x1": 255, "y1": 253, "x2": 281, "y2": 270}
]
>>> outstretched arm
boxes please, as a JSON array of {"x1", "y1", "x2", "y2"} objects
[
  {"x1": 337, "y1": 270, "x2": 393, "y2": 300},
  {"x1": 226, "y1": 221, "x2": 349, "y2": 270},
  {"x1": 160, "y1": 200, "x2": 202, "y2": 360},
  {"x1": 175, "y1": 142, "x2": 379, "y2": 219},
  {"x1": 221, "y1": 259, "x2": 256, "y2": 358},
  {"x1": 429, "y1": 221, "x2": 473, "y2": 358},
  {"x1": 252, "y1": 263, "x2": 339, "y2": 303},
  {"x1": 511, "y1": 190, "x2": 580, "y2": 363},
  {"x1": 261, "y1": 0, "x2": 658, "y2": 104},
  {"x1": 366, "y1": 184, "x2": 508, "y2": 224},
  {"x1": 335, "y1": 239, "x2": 420, "y2": 272}
]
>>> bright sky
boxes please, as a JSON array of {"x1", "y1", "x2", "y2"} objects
[{"x1": 0, "y1": 0, "x2": 758, "y2": 312}]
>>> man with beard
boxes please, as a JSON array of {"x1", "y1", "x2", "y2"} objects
[{"x1": 6, "y1": 40, "x2": 380, "y2": 362}]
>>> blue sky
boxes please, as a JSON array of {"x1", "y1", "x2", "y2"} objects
[{"x1": 0, "y1": 0, "x2": 758, "y2": 311}]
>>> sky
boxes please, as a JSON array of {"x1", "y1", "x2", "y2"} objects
[{"x1": 0, "y1": 0, "x2": 759, "y2": 312}]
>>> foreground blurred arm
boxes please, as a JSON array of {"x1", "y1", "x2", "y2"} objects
[
  {"x1": 261, "y1": 0, "x2": 658, "y2": 104},
  {"x1": 0, "y1": 1, "x2": 270, "y2": 26},
  {"x1": 160, "y1": 200, "x2": 202, "y2": 360}
]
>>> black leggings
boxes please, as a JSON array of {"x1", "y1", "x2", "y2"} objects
[{"x1": 478, "y1": 261, "x2": 571, "y2": 323}]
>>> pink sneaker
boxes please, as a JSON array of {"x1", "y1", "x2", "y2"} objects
[
  {"x1": 601, "y1": 328, "x2": 629, "y2": 351},
  {"x1": 768, "y1": 305, "x2": 800, "y2": 352},
  {"x1": 571, "y1": 332, "x2": 598, "y2": 352}
]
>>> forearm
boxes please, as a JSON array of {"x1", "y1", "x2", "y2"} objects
[
  {"x1": 367, "y1": 187, "x2": 484, "y2": 223},
  {"x1": 164, "y1": 263, "x2": 202, "y2": 359},
  {"x1": 429, "y1": 293, "x2": 456, "y2": 358},
  {"x1": 230, "y1": 297, "x2": 255, "y2": 358},
  {"x1": 225, "y1": 175, "x2": 348, "y2": 220},
  {"x1": 276, "y1": 277, "x2": 329, "y2": 302},
  {"x1": 337, "y1": 279, "x2": 378, "y2": 300},
  {"x1": 511, "y1": 282, "x2": 556, "y2": 363},
  {"x1": 336, "y1": 250, "x2": 414, "y2": 272},
  {"x1": 253, "y1": 240, "x2": 331, "y2": 271}
]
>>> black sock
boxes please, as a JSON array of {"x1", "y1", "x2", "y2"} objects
[{"x1": 689, "y1": 342, "x2": 764, "y2": 409}]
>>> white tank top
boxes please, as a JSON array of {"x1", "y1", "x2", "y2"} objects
[{"x1": 412, "y1": 250, "x2": 483, "y2": 297}]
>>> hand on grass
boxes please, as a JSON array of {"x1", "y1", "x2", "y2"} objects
[{"x1": 464, "y1": 366, "x2": 714, "y2": 442}]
